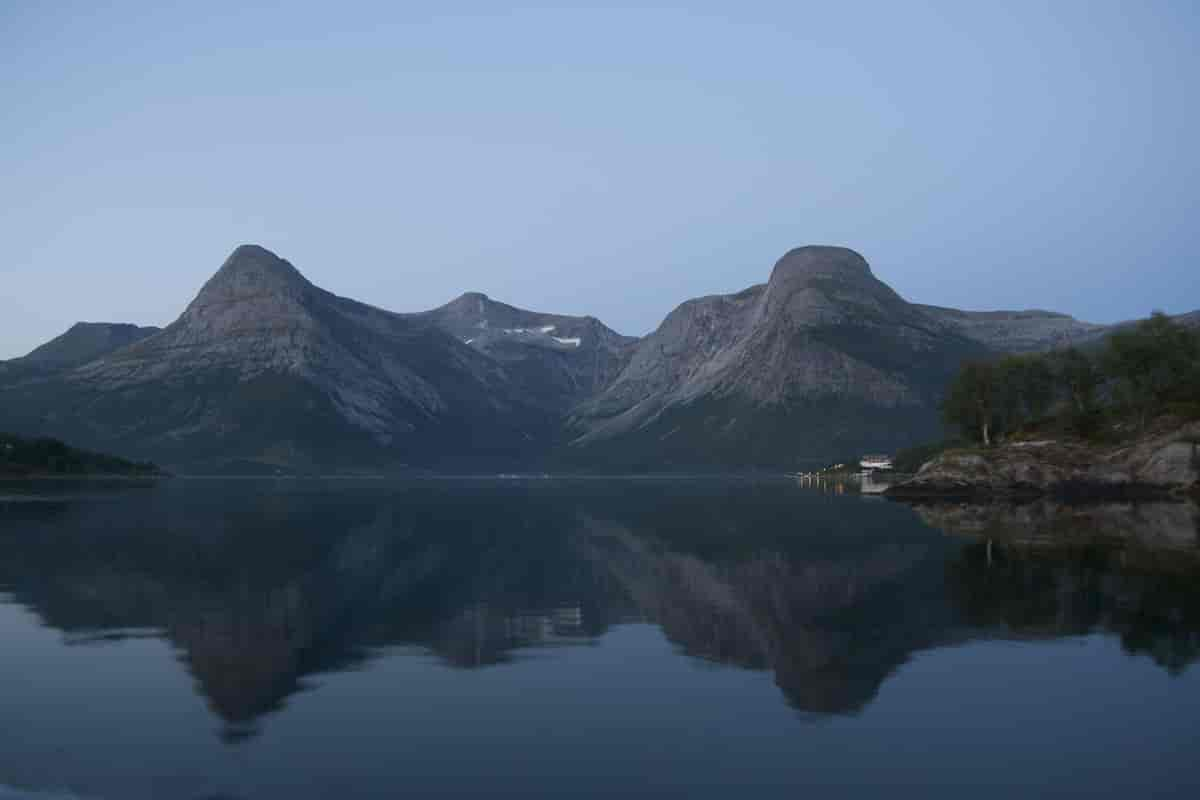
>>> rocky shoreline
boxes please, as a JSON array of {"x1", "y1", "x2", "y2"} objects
[{"x1": 885, "y1": 419, "x2": 1200, "y2": 500}]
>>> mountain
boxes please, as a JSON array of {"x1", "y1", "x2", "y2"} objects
[
  {"x1": 0, "y1": 242, "x2": 1193, "y2": 473},
  {"x1": 417, "y1": 291, "x2": 637, "y2": 412},
  {"x1": 565, "y1": 246, "x2": 989, "y2": 469},
  {"x1": 16, "y1": 321, "x2": 161, "y2": 369},
  {"x1": 0, "y1": 245, "x2": 557, "y2": 472},
  {"x1": 564, "y1": 248, "x2": 1198, "y2": 470}
]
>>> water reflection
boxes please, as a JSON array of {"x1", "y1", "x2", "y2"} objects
[
  {"x1": 911, "y1": 498, "x2": 1200, "y2": 554},
  {"x1": 914, "y1": 498, "x2": 1200, "y2": 675},
  {"x1": 1, "y1": 481, "x2": 1198, "y2": 745}
]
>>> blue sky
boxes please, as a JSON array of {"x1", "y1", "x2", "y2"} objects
[{"x1": 2, "y1": 1, "x2": 1198, "y2": 357}]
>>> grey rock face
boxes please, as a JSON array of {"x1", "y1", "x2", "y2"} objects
[
  {"x1": 1099, "y1": 422, "x2": 1200, "y2": 487},
  {"x1": 893, "y1": 449, "x2": 1073, "y2": 497}
]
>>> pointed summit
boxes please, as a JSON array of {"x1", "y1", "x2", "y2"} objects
[
  {"x1": 222, "y1": 244, "x2": 305, "y2": 279},
  {"x1": 149, "y1": 244, "x2": 326, "y2": 362},
  {"x1": 189, "y1": 244, "x2": 311, "y2": 313}
]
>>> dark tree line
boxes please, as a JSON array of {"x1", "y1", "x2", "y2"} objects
[
  {"x1": 943, "y1": 313, "x2": 1200, "y2": 445},
  {"x1": 0, "y1": 432, "x2": 162, "y2": 476}
]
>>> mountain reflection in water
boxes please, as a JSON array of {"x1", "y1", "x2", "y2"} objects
[{"x1": 1, "y1": 480, "x2": 1198, "y2": 747}]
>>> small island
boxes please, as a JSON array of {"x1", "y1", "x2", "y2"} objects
[
  {"x1": 887, "y1": 312, "x2": 1200, "y2": 500},
  {"x1": 0, "y1": 432, "x2": 165, "y2": 478}
]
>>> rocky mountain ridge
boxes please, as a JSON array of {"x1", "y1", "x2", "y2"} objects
[{"x1": 1, "y1": 243, "x2": 1192, "y2": 472}]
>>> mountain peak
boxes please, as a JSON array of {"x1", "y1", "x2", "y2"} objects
[
  {"x1": 448, "y1": 291, "x2": 491, "y2": 307},
  {"x1": 218, "y1": 244, "x2": 306, "y2": 282},
  {"x1": 760, "y1": 245, "x2": 897, "y2": 323},
  {"x1": 189, "y1": 245, "x2": 311, "y2": 311},
  {"x1": 769, "y1": 246, "x2": 872, "y2": 285}
]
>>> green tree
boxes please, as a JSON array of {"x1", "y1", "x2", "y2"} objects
[
  {"x1": 1056, "y1": 348, "x2": 1099, "y2": 415},
  {"x1": 943, "y1": 360, "x2": 999, "y2": 445},
  {"x1": 995, "y1": 354, "x2": 1054, "y2": 432},
  {"x1": 1052, "y1": 347, "x2": 1104, "y2": 436},
  {"x1": 1102, "y1": 312, "x2": 1200, "y2": 427}
]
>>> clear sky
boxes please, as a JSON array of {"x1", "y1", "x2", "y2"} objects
[{"x1": 2, "y1": 1, "x2": 1198, "y2": 358}]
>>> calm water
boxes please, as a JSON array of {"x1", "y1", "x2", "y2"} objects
[{"x1": 1, "y1": 479, "x2": 1198, "y2": 799}]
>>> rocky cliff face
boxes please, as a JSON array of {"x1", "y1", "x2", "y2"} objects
[{"x1": 566, "y1": 246, "x2": 988, "y2": 468}]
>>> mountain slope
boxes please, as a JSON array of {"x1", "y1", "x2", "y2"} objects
[
  {"x1": 0, "y1": 245, "x2": 555, "y2": 472},
  {"x1": 565, "y1": 246, "x2": 989, "y2": 469}
]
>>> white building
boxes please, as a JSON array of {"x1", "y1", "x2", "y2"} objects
[{"x1": 860, "y1": 454, "x2": 893, "y2": 471}]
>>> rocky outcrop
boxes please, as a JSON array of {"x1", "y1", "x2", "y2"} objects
[{"x1": 887, "y1": 421, "x2": 1200, "y2": 499}]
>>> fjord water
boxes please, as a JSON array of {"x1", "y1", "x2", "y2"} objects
[{"x1": 1, "y1": 480, "x2": 1198, "y2": 799}]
